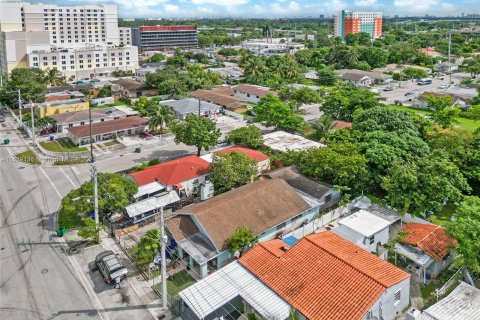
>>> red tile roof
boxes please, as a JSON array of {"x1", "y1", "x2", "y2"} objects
[
  {"x1": 66, "y1": 116, "x2": 147, "y2": 138},
  {"x1": 400, "y1": 223, "x2": 456, "y2": 261},
  {"x1": 128, "y1": 155, "x2": 210, "y2": 186},
  {"x1": 332, "y1": 120, "x2": 353, "y2": 130},
  {"x1": 240, "y1": 231, "x2": 410, "y2": 320},
  {"x1": 215, "y1": 146, "x2": 269, "y2": 162},
  {"x1": 233, "y1": 84, "x2": 277, "y2": 97}
]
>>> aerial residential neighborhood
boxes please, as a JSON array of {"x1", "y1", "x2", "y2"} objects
[{"x1": 1, "y1": 1, "x2": 480, "y2": 320}]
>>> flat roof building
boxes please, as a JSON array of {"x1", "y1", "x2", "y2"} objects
[
  {"x1": 263, "y1": 131, "x2": 325, "y2": 153},
  {"x1": 132, "y1": 25, "x2": 198, "y2": 52}
]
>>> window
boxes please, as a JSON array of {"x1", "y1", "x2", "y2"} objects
[
  {"x1": 369, "y1": 235, "x2": 375, "y2": 245},
  {"x1": 394, "y1": 289, "x2": 401, "y2": 304},
  {"x1": 80, "y1": 121, "x2": 85, "y2": 125}
]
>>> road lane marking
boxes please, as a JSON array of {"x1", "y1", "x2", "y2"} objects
[
  {"x1": 71, "y1": 166, "x2": 80, "y2": 175},
  {"x1": 39, "y1": 167, "x2": 62, "y2": 199},
  {"x1": 59, "y1": 166, "x2": 77, "y2": 188}
]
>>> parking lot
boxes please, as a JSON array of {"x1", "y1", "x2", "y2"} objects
[{"x1": 378, "y1": 78, "x2": 452, "y2": 105}]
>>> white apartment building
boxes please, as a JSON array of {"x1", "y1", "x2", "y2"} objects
[
  {"x1": 118, "y1": 27, "x2": 132, "y2": 46},
  {"x1": 0, "y1": 2, "x2": 119, "y2": 46},
  {"x1": 28, "y1": 44, "x2": 138, "y2": 81},
  {"x1": 0, "y1": 2, "x2": 124, "y2": 75}
]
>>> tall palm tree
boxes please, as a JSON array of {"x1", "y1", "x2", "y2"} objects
[
  {"x1": 244, "y1": 56, "x2": 266, "y2": 84},
  {"x1": 45, "y1": 68, "x2": 64, "y2": 87},
  {"x1": 311, "y1": 115, "x2": 336, "y2": 142},
  {"x1": 148, "y1": 104, "x2": 175, "y2": 133},
  {"x1": 345, "y1": 46, "x2": 361, "y2": 67}
]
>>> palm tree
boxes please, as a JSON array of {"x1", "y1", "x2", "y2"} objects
[
  {"x1": 159, "y1": 79, "x2": 188, "y2": 99},
  {"x1": 345, "y1": 46, "x2": 360, "y2": 67},
  {"x1": 279, "y1": 55, "x2": 300, "y2": 82},
  {"x1": 45, "y1": 68, "x2": 64, "y2": 87},
  {"x1": 148, "y1": 104, "x2": 175, "y2": 133},
  {"x1": 311, "y1": 115, "x2": 336, "y2": 142},
  {"x1": 244, "y1": 56, "x2": 266, "y2": 84}
]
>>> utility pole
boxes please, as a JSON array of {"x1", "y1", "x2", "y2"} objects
[
  {"x1": 18, "y1": 90, "x2": 23, "y2": 127},
  {"x1": 159, "y1": 206, "x2": 167, "y2": 309},
  {"x1": 198, "y1": 98, "x2": 201, "y2": 116},
  {"x1": 29, "y1": 101, "x2": 36, "y2": 144},
  {"x1": 88, "y1": 108, "x2": 100, "y2": 235},
  {"x1": 448, "y1": 32, "x2": 452, "y2": 84}
]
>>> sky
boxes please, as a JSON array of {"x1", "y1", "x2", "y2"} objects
[{"x1": 21, "y1": 0, "x2": 480, "y2": 18}]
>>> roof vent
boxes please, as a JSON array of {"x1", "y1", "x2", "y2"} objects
[{"x1": 281, "y1": 245, "x2": 290, "y2": 252}]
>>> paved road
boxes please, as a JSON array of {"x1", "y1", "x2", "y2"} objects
[{"x1": 0, "y1": 113, "x2": 100, "y2": 320}]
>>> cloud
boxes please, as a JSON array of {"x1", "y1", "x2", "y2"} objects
[
  {"x1": 355, "y1": 0, "x2": 378, "y2": 6},
  {"x1": 190, "y1": 0, "x2": 249, "y2": 5},
  {"x1": 393, "y1": 0, "x2": 457, "y2": 15}
]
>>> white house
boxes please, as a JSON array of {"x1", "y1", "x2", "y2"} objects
[
  {"x1": 334, "y1": 208, "x2": 399, "y2": 252},
  {"x1": 232, "y1": 84, "x2": 277, "y2": 103}
]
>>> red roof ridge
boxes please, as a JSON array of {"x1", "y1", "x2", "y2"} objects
[
  {"x1": 416, "y1": 224, "x2": 441, "y2": 245},
  {"x1": 304, "y1": 233, "x2": 388, "y2": 289}
]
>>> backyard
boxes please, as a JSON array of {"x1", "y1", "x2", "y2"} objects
[
  {"x1": 40, "y1": 138, "x2": 88, "y2": 152},
  {"x1": 153, "y1": 270, "x2": 196, "y2": 296},
  {"x1": 387, "y1": 105, "x2": 480, "y2": 132}
]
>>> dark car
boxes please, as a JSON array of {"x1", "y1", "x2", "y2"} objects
[
  {"x1": 92, "y1": 250, "x2": 128, "y2": 284},
  {"x1": 0, "y1": 117, "x2": 5, "y2": 123},
  {"x1": 383, "y1": 87, "x2": 394, "y2": 92}
]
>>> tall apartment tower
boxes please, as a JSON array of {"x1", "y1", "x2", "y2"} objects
[{"x1": 334, "y1": 10, "x2": 382, "y2": 39}]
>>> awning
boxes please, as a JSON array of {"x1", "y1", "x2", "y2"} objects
[
  {"x1": 395, "y1": 243, "x2": 434, "y2": 268},
  {"x1": 125, "y1": 190, "x2": 180, "y2": 218}
]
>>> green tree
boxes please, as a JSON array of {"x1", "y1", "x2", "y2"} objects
[
  {"x1": 427, "y1": 95, "x2": 459, "y2": 128},
  {"x1": 353, "y1": 107, "x2": 423, "y2": 136},
  {"x1": 311, "y1": 115, "x2": 336, "y2": 142},
  {"x1": 253, "y1": 95, "x2": 305, "y2": 133},
  {"x1": 96, "y1": 85, "x2": 113, "y2": 98},
  {"x1": 281, "y1": 143, "x2": 368, "y2": 194},
  {"x1": 242, "y1": 56, "x2": 267, "y2": 84},
  {"x1": 78, "y1": 218, "x2": 104, "y2": 244},
  {"x1": 402, "y1": 67, "x2": 429, "y2": 80},
  {"x1": 210, "y1": 152, "x2": 257, "y2": 194},
  {"x1": 45, "y1": 68, "x2": 64, "y2": 86},
  {"x1": 227, "y1": 226, "x2": 257, "y2": 256},
  {"x1": 381, "y1": 151, "x2": 471, "y2": 215},
  {"x1": 279, "y1": 86, "x2": 323, "y2": 112},
  {"x1": 225, "y1": 125, "x2": 263, "y2": 149},
  {"x1": 59, "y1": 173, "x2": 138, "y2": 228},
  {"x1": 130, "y1": 229, "x2": 161, "y2": 267},
  {"x1": 171, "y1": 114, "x2": 221, "y2": 156},
  {"x1": 0, "y1": 68, "x2": 47, "y2": 106},
  {"x1": 446, "y1": 196, "x2": 480, "y2": 275},
  {"x1": 148, "y1": 103, "x2": 175, "y2": 133},
  {"x1": 322, "y1": 85, "x2": 380, "y2": 121},
  {"x1": 166, "y1": 52, "x2": 188, "y2": 68},
  {"x1": 148, "y1": 53, "x2": 166, "y2": 63},
  {"x1": 317, "y1": 68, "x2": 337, "y2": 86},
  {"x1": 159, "y1": 78, "x2": 188, "y2": 99},
  {"x1": 277, "y1": 55, "x2": 300, "y2": 83}
]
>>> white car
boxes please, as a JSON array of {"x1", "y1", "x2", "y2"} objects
[{"x1": 438, "y1": 84, "x2": 448, "y2": 89}]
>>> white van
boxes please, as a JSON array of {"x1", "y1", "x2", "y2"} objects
[{"x1": 417, "y1": 78, "x2": 432, "y2": 85}]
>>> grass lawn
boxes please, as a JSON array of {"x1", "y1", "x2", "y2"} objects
[
  {"x1": 40, "y1": 139, "x2": 88, "y2": 152},
  {"x1": 53, "y1": 158, "x2": 88, "y2": 165},
  {"x1": 154, "y1": 270, "x2": 196, "y2": 296},
  {"x1": 15, "y1": 150, "x2": 41, "y2": 165},
  {"x1": 386, "y1": 105, "x2": 480, "y2": 132},
  {"x1": 102, "y1": 140, "x2": 120, "y2": 147}
]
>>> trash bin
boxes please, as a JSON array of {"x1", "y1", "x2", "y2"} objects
[
  {"x1": 134, "y1": 147, "x2": 141, "y2": 153},
  {"x1": 56, "y1": 227, "x2": 66, "y2": 237},
  {"x1": 3, "y1": 139, "x2": 9, "y2": 145}
]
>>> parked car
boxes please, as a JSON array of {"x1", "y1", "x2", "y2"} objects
[
  {"x1": 405, "y1": 92, "x2": 416, "y2": 97},
  {"x1": 383, "y1": 86, "x2": 394, "y2": 92},
  {"x1": 0, "y1": 116, "x2": 5, "y2": 123},
  {"x1": 369, "y1": 88, "x2": 380, "y2": 94},
  {"x1": 417, "y1": 78, "x2": 433, "y2": 85},
  {"x1": 92, "y1": 250, "x2": 128, "y2": 284},
  {"x1": 438, "y1": 84, "x2": 448, "y2": 89}
]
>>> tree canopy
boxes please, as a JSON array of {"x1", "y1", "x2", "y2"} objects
[
  {"x1": 225, "y1": 125, "x2": 263, "y2": 149},
  {"x1": 253, "y1": 95, "x2": 305, "y2": 133},
  {"x1": 209, "y1": 152, "x2": 257, "y2": 194},
  {"x1": 0, "y1": 68, "x2": 48, "y2": 106},
  {"x1": 227, "y1": 226, "x2": 257, "y2": 255},
  {"x1": 171, "y1": 114, "x2": 221, "y2": 156}
]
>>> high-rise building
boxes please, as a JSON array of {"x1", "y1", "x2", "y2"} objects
[
  {"x1": 0, "y1": 2, "x2": 137, "y2": 78},
  {"x1": 334, "y1": 10, "x2": 382, "y2": 39},
  {"x1": 118, "y1": 27, "x2": 132, "y2": 46},
  {"x1": 132, "y1": 25, "x2": 198, "y2": 52}
]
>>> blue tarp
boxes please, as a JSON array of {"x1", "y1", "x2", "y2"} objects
[{"x1": 282, "y1": 235, "x2": 298, "y2": 247}]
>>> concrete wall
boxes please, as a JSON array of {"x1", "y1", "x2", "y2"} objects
[
  {"x1": 234, "y1": 91, "x2": 261, "y2": 103},
  {"x1": 334, "y1": 225, "x2": 390, "y2": 252},
  {"x1": 365, "y1": 278, "x2": 410, "y2": 320},
  {"x1": 37, "y1": 101, "x2": 89, "y2": 118}
]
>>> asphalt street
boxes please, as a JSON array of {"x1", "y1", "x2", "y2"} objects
[{"x1": 0, "y1": 114, "x2": 101, "y2": 320}]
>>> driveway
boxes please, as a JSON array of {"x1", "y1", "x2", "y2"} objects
[{"x1": 74, "y1": 244, "x2": 155, "y2": 320}]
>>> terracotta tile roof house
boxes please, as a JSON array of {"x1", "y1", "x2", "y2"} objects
[
  {"x1": 233, "y1": 84, "x2": 278, "y2": 98},
  {"x1": 215, "y1": 146, "x2": 269, "y2": 162},
  {"x1": 332, "y1": 120, "x2": 353, "y2": 130},
  {"x1": 240, "y1": 231, "x2": 410, "y2": 320},
  {"x1": 190, "y1": 89, "x2": 249, "y2": 111},
  {"x1": 165, "y1": 178, "x2": 320, "y2": 278},
  {"x1": 400, "y1": 223, "x2": 457, "y2": 261},
  {"x1": 128, "y1": 155, "x2": 210, "y2": 187}
]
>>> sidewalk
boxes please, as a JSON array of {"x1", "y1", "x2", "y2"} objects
[{"x1": 100, "y1": 234, "x2": 174, "y2": 320}]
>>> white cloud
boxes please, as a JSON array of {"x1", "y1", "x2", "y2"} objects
[
  {"x1": 270, "y1": 1, "x2": 301, "y2": 15},
  {"x1": 393, "y1": 0, "x2": 457, "y2": 15},
  {"x1": 354, "y1": 0, "x2": 378, "y2": 6},
  {"x1": 164, "y1": 4, "x2": 180, "y2": 13},
  {"x1": 190, "y1": 0, "x2": 249, "y2": 5}
]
